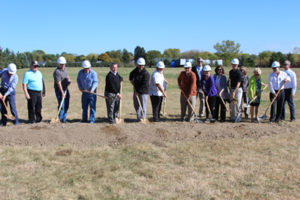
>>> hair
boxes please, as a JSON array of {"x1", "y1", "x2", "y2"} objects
[
  {"x1": 214, "y1": 65, "x2": 224, "y2": 74},
  {"x1": 240, "y1": 66, "x2": 247, "y2": 74},
  {"x1": 253, "y1": 67, "x2": 261, "y2": 75},
  {"x1": 110, "y1": 62, "x2": 118, "y2": 67},
  {"x1": 284, "y1": 60, "x2": 291, "y2": 65}
]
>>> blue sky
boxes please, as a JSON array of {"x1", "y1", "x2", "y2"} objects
[{"x1": 0, "y1": 0, "x2": 299, "y2": 55}]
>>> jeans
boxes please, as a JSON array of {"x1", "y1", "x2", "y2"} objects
[
  {"x1": 105, "y1": 92, "x2": 120, "y2": 124},
  {"x1": 230, "y1": 88, "x2": 243, "y2": 121},
  {"x1": 133, "y1": 93, "x2": 148, "y2": 120},
  {"x1": 0, "y1": 88, "x2": 19, "y2": 125},
  {"x1": 81, "y1": 90, "x2": 97, "y2": 123},
  {"x1": 281, "y1": 88, "x2": 295, "y2": 120},
  {"x1": 180, "y1": 94, "x2": 196, "y2": 121},
  {"x1": 150, "y1": 95, "x2": 163, "y2": 121},
  {"x1": 270, "y1": 90, "x2": 285, "y2": 122},
  {"x1": 55, "y1": 89, "x2": 70, "y2": 123}
]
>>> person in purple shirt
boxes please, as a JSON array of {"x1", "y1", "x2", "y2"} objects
[
  {"x1": 0, "y1": 63, "x2": 19, "y2": 126},
  {"x1": 201, "y1": 65, "x2": 217, "y2": 122}
]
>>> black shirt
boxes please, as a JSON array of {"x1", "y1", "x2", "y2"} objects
[
  {"x1": 129, "y1": 67, "x2": 150, "y2": 94},
  {"x1": 229, "y1": 69, "x2": 242, "y2": 89},
  {"x1": 105, "y1": 71, "x2": 123, "y2": 94}
]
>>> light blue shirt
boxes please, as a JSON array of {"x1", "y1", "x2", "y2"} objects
[
  {"x1": 196, "y1": 65, "x2": 203, "y2": 80},
  {"x1": 22, "y1": 69, "x2": 44, "y2": 91},
  {"x1": 0, "y1": 68, "x2": 18, "y2": 96},
  {"x1": 77, "y1": 69, "x2": 98, "y2": 91}
]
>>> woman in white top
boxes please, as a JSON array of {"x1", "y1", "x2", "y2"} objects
[{"x1": 149, "y1": 61, "x2": 167, "y2": 122}]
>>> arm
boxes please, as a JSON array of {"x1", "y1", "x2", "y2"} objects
[
  {"x1": 5, "y1": 74, "x2": 18, "y2": 97},
  {"x1": 42, "y1": 79, "x2": 46, "y2": 97},
  {"x1": 77, "y1": 71, "x2": 83, "y2": 92},
  {"x1": 91, "y1": 71, "x2": 98, "y2": 92},
  {"x1": 269, "y1": 74, "x2": 275, "y2": 95},
  {"x1": 23, "y1": 84, "x2": 30, "y2": 100},
  {"x1": 291, "y1": 72, "x2": 297, "y2": 96}
]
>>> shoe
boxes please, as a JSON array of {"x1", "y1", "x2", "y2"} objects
[
  {"x1": 276, "y1": 121, "x2": 282, "y2": 126},
  {"x1": 290, "y1": 119, "x2": 295, "y2": 122}
]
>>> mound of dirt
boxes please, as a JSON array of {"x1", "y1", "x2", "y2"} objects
[{"x1": 0, "y1": 121, "x2": 299, "y2": 147}]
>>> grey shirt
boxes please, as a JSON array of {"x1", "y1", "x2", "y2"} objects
[
  {"x1": 53, "y1": 67, "x2": 69, "y2": 91},
  {"x1": 241, "y1": 75, "x2": 250, "y2": 92}
]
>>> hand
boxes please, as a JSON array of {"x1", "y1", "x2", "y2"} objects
[
  {"x1": 0, "y1": 94, "x2": 2, "y2": 100},
  {"x1": 291, "y1": 94, "x2": 295, "y2": 98},
  {"x1": 164, "y1": 79, "x2": 168, "y2": 84},
  {"x1": 135, "y1": 91, "x2": 139, "y2": 96},
  {"x1": 232, "y1": 91, "x2": 236, "y2": 98},
  {"x1": 2, "y1": 95, "x2": 6, "y2": 102},
  {"x1": 62, "y1": 92, "x2": 65, "y2": 99},
  {"x1": 42, "y1": 93, "x2": 46, "y2": 97},
  {"x1": 117, "y1": 94, "x2": 122, "y2": 99},
  {"x1": 90, "y1": 90, "x2": 94, "y2": 94},
  {"x1": 25, "y1": 93, "x2": 30, "y2": 100},
  {"x1": 163, "y1": 92, "x2": 167, "y2": 98}
]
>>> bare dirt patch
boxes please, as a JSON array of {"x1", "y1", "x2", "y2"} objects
[{"x1": 0, "y1": 121, "x2": 299, "y2": 147}]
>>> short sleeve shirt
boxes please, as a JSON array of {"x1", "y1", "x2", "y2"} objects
[
  {"x1": 53, "y1": 67, "x2": 69, "y2": 91},
  {"x1": 229, "y1": 69, "x2": 242, "y2": 89},
  {"x1": 22, "y1": 69, "x2": 43, "y2": 91},
  {"x1": 149, "y1": 70, "x2": 165, "y2": 96}
]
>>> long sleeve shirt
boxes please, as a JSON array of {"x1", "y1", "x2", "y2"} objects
[
  {"x1": 201, "y1": 74, "x2": 217, "y2": 97},
  {"x1": 129, "y1": 67, "x2": 150, "y2": 94},
  {"x1": 77, "y1": 69, "x2": 98, "y2": 91},
  {"x1": 284, "y1": 69, "x2": 297, "y2": 95},
  {"x1": 105, "y1": 71, "x2": 123, "y2": 94},
  {"x1": 0, "y1": 68, "x2": 18, "y2": 96},
  {"x1": 177, "y1": 71, "x2": 197, "y2": 97},
  {"x1": 269, "y1": 71, "x2": 290, "y2": 94}
]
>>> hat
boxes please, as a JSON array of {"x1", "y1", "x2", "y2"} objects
[
  {"x1": 31, "y1": 61, "x2": 39, "y2": 66},
  {"x1": 197, "y1": 58, "x2": 204, "y2": 62},
  {"x1": 184, "y1": 62, "x2": 192, "y2": 68},
  {"x1": 271, "y1": 61, "x2": 280, "y2": 68}
]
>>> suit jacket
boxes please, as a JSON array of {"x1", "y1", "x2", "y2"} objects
[
  {"x1": 213, "y1": 74, "x2": 231, "y2": 101},
  {"x1": 192, "y1": 66, "x2": 203, "y2": 90}
]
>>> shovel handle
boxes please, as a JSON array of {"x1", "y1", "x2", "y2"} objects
[
  {"x1": 264, "y1": 84, "x2": 285, "y2": 115},
  {"x1": 1, "y1": 98, "x2": 15, "y2": 120},
  {"x1": 136, "y1": 94, "x2": 145, "y2": 119},
  {"x1": 181, "y1": 90, "x2": 197, "y2": 115}
]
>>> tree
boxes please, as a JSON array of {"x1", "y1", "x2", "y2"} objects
[
  {"x1": 76, "y1": 55, "x2": 86, "y2": 62},
  {"x1": 163, "y1": 48, "x2": 180, "y2": 59},
  {"x1": 214, "y1": 40, "x2": 241, "y2": 66},
  {"x1": 61, "y1": 53, "x2": 76, "y2": 63},
  {"x1": 239, "y1": 53, "x2": 256, "y2": 67},
  {"x1": 258, "y1": 51, "x2": 273, "y2": 67},
  {"x1": 286, "y1": 53, "x2": 295, "y2": 66},
  {"x1": 98, "y1": 53, "x2": 111, "y2": 62},
  {"x1": 86, "y1": 53, "x2": 98, "y2": 62},
  {"x1": 146, "y1": 50, "x2": 162, "y2": 67},
  {"x1": 134, "y1": 46, "x2": 146, "y2": 62},
  {"x1": 32, "y1": 50, "x2": 45, "y2": 62},
  {"x1": 270, "y1": 52, "x2": 285, "y2": 66},
  {"x1": 122, "y1": 48, "x2": 131, "y2": 63}
]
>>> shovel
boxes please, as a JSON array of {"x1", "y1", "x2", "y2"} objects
[
  {"x1": 1, "y1": 98, "x2": 15, "y2": 120},
  {"x1": 162, "y1": 97, "x2": 167, "y2": 117},
  {"x1": 181, "y1": 91, "x2": 200, "y2": 123},
  {"x1": 82, "y1": 90, "x2": 107, "y2": 99},
  {"x1": 50, "y1": 90, "x2": 67, "y2": 124},
  {"x1": 219, "y1": 89, "x2": 228, "y2": 112},
  {"x1": 246, "y1": 84, "x2": 268, "y2": 108},
  {"x1": 258, "y1": 84, "x2": 285, "y2": 122},
  {"x1": 136, "y1": 94, "x2": 148, "y2": 123},
  {"x1": 205, "y1": 96, "x2": 215, "y2": 123},
  {"x1": 116, "y1": 82, "x2": 123, "y2": 124}
]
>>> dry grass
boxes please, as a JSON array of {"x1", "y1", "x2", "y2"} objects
[{"x1": 0, "y1": 132, "x2": 299, "y2": 199}]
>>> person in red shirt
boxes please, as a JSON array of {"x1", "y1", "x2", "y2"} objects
[{"x1": 178, "y1": 62, "x2": 197, "y2": 121}]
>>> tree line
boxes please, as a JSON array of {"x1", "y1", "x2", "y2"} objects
[{"x1": 1, "y1": 40, "x2": 299, "y2": 69}]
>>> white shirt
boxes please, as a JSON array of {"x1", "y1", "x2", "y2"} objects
[
  {"x1": 269, "y1": 71, "x2": 290, "y2": 94},
  {"x1": 284, "y1": 69, "x2": 297, "y2": 94},
  {"x1": 149, "y1": 70, "x2": 165, "y2": 96}
]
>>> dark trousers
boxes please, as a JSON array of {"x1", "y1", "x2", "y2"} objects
[
  {"x1": 269, "y1": 90, "x2": 284, "y2": 122},
  {"x1": 0, "y1": 88, "x2": 19, "y2": 125},
  {"x1": 27, "y1": 90, "x2": 42, "y2": 123},
  {"x1": 205, "y1": 96, "x2": 216, "y2": 119},
  {"x1": 150, "y1": 95, "x2": 163, "y2": 121},
  {"x1": 243, "y1": 91, "x2": 249, "y2": 117},
  {"x1": 281, "y1": 88, "x2": 295, "y2": 120},
  {"x1": 214, "y1": 96, "x2": 226, "y2": 121}
]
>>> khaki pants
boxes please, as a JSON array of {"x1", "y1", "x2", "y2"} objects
[
  {"x1": 180, "y1": 94, "x2": 196, "y2": 121},
  {"x1": 197, "y1": 89, "x2": 205, "y2": 117}
]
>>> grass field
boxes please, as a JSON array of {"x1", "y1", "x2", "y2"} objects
[{"x1": 0, "y1": 66, "x2": 299, "y2": 200}]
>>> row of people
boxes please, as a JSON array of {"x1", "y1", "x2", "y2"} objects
[{"x1": 0, "y1": 57, "x2": 297, "y2": 125}]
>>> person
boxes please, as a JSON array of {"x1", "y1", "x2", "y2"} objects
[
  {"x1": 0, "y1": 63, "x2": 19, "y2": 126},
  {"x1": 149, "y1": 61, "x2": 167, "y2": 122},
  {"x1": 105, "y1": 63, "x2": 123, "y2": 124},
  {"x1": 213, "y1": 65, "x2": 230, "y2": 122},
  {"x1": 240, "y1": 66, "x2": 250, "y2": 119},
  {"x1": 269, "y1": 61, "x2": 290, "y2": 124},
  {"x1": 192, "y1": 57, "x2": 205, "y2": 118},
  {"x1": 129, "y1": 57, "x2": 150, "y2": 121},
  {"x1": 22, "y1": 61, "x2": 46, "y2": 123},
  {"x1": 281, "y1": 60, "x2": 297, "y2": 122},
  {"x1": 248, "y1": 68, "x2": 266, "y2": 122},
  {"x1": 178, "y1": 62, "x2": 197, "y2": 121},
  {"x1": 201, "y1": 65, "x2": 217, "y2": 122},
  {"x1": 229, "y1": 58, "x2": 243, "y2": 122},
  {"x1": 53, "y1": 56, "x2": 71, "y2": 123},
  {"x1": 77, "y1": 60, "x2": 98, "y2": 124}
]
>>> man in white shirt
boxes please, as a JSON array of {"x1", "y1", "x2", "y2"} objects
[
  {"x1": 268, "y1": 61, "x2": 290, "y2": 124},
  {"x1": 149, "y1": 61, "x2": 167, "y2": 122},
  {"x1": 281, "y1": 60, "x2": 297, "y2": 122}
]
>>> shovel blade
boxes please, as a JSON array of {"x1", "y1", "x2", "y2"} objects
[
  {"x1": 115, "y1": 118, "x2": 123, "y2": 124},
  {"x1": 258, "y1": 115, "x2": 267, "y2": 122}
]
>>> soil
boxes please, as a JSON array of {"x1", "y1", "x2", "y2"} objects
[{"x1": 0, "y1": 121, "x2": 299, "y2": 147}]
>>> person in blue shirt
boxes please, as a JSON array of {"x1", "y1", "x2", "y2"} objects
[
  {"x1": 77, "y1": 60, "x2": 98, "y2": 124},
  {"x1": 0, "y1": 63, "x2": 19, "y2": 126},
  {"x1": 22, "y1": 61, "x2": 46, "y2": 123}
]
